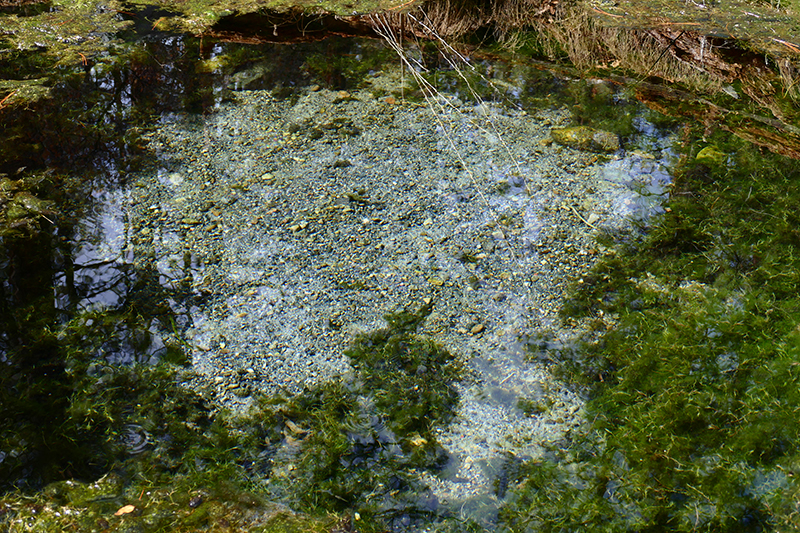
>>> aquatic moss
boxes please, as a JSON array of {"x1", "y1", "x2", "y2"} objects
[
  {"x1": 500, "y1": 127, "x2": 800, "y2": 530},
  {"x1": 0, "y1": 0, "x2": 133, "y2": 65},
  {"x1": 0, "y1": 173, "x2": 198, "y2": 492},
  {"x1": 0, "y1": 355, "x2": 350, "y2": 532},
  {"x1": 249, "y1": 301, "x2": 464, "y2": 530}
]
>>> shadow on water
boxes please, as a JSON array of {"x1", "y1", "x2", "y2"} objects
[
  {"x1": 0, "y1": 19, "x2": 417, "y2": 500},
  {"x1": 0, "y1": 29, "x2": 230, "y2": 489}
]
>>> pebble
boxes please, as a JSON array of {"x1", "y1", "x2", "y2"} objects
[{"x1": 126, "y1": 67, "x2": 677, "y2": 512}]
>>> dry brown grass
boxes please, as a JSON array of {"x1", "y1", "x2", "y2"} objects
[
  {"x1": 376, "y1": 0, "x2": 558, "y2": 40},
  {"x1": 370, "y1": 0, "x2": 800, "y2": 110},
  {"x1": 500, "y1": 4, "x2": 730, "y2": 94},
  {"x1": 375, "y1": 0, "x2": 487, "y2": 42},
  {"x1": 376, "y1": 0, "x2": 729, "y2": 91},
  {"x1": 777, "y1": 56, "x2": 800, "y2": 100}
]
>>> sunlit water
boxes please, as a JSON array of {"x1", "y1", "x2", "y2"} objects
[{"x1": 59, "y1": 52, "x2": 678, "y2": 526}]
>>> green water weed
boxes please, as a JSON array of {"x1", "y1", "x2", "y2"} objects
[
  {"x1": 501, "y1": 127, "x2": 800, "y2": 531},
  {"x1": 251, "y1": 301, "x2": 464, "y2": 530}
]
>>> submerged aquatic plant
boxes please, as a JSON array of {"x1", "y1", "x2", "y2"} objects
[
  {"x1": 251, "y1": 301, "x2": 464, "y2": 530},
  {"x1": 499, "y1": 128, "x2": 800, "y2": 531}
]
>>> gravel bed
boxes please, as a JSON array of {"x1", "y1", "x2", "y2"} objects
[{"x1": 126, "y1": 68, "x2": 676, "y2": 517}]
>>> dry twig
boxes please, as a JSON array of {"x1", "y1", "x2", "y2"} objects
[{"x1": 0, "y1": 90, "x2": 17, "y2": 111}]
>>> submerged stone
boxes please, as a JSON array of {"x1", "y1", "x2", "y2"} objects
[
  {"x1": 550, "y1": 126, "x2": 620, "y2": 153},
  {"x1": 43, "y1": 474, "x2": 123, "y2": 507},
  {"x1": 229, "y1": 64, "x2": 270, "y2": 90}
]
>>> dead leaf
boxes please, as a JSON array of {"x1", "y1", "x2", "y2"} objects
[{"x1": 114, "y1": 505, "x2": 136, "y2": 516}]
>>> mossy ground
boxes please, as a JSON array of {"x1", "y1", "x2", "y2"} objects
[{"x1": 497, "y1": 127, "x2": 800, "y2": 531}]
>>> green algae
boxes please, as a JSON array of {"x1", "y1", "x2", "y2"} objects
[
  {"x1": 245, "y1": 301, "x2": 464, "y2": 530},
  {"x1": 497, "y1": 126, "x2": 800, "y2": 531}
]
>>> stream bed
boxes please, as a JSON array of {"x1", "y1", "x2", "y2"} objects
[
  {"x1": 3, "y1": 1, "x2": 800, "y2": 527},
  {"x1": 72, "y1": 59, "x2": 678, "y2": 522}
]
